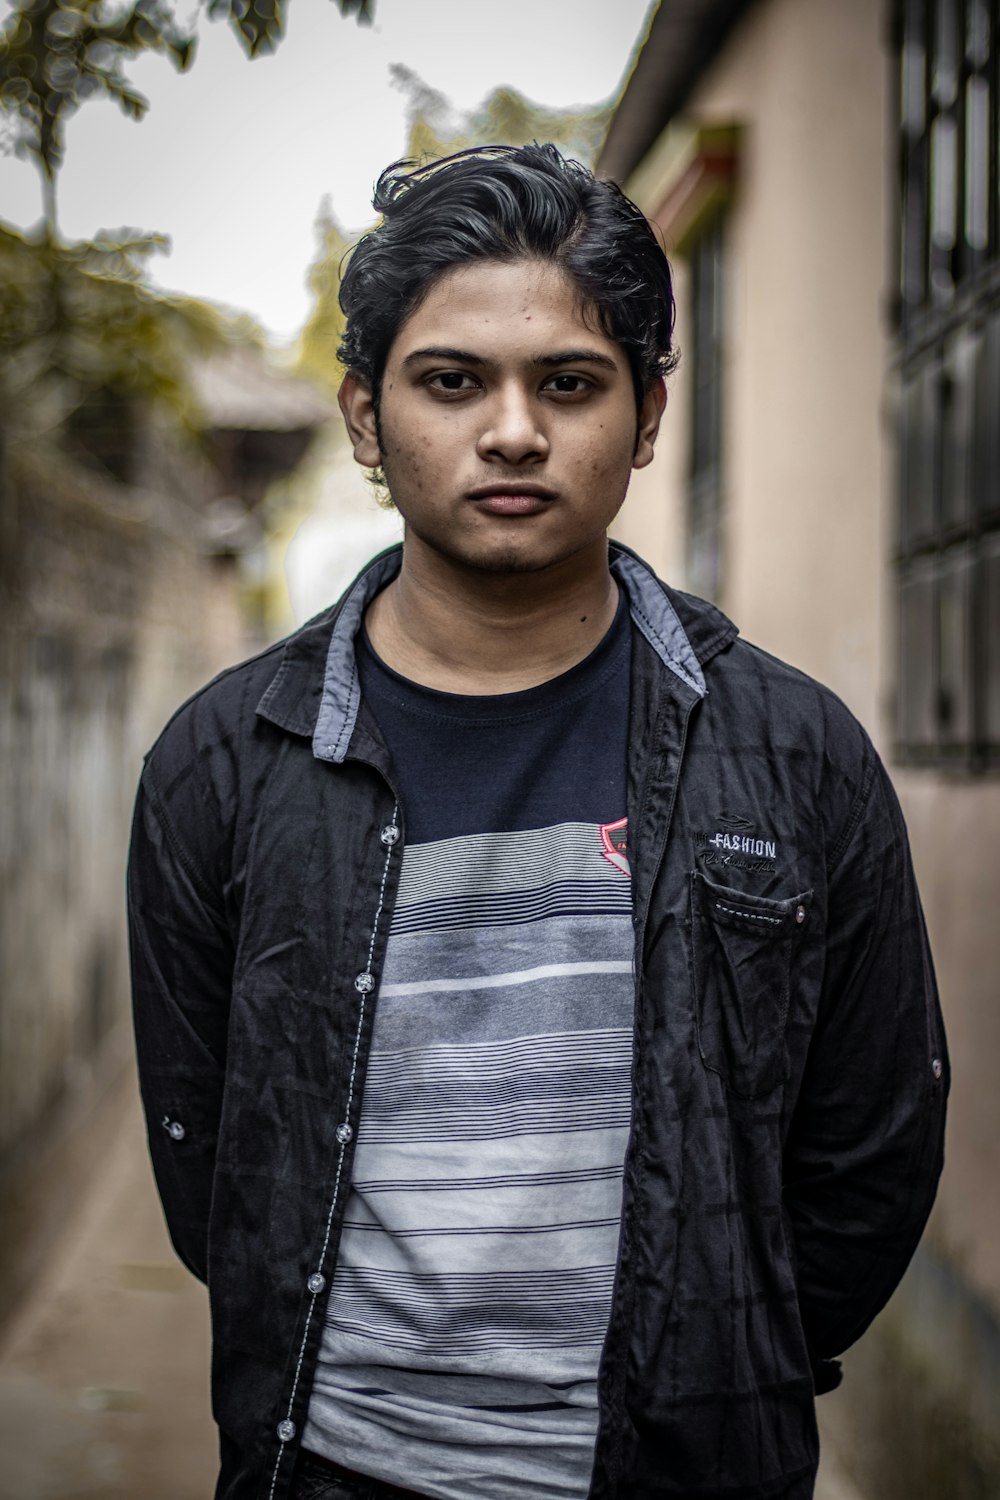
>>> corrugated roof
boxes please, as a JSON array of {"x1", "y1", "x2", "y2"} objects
[{"x1": 189, "y1": 344, "x2": 335, "y2": 433}]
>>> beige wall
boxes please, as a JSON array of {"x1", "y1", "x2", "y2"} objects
[
  {"x1": 617, "y1": 0, "x2": 890, "y2": 741},
  {"x1": 616, "y1": 253, "x2": 691, "y2": 590},
  {"x1": 614, "y1": 0, "x2": 1000, "y2": 1335},
  {"x1": 898, "y1": 772, "x2": 1000, "y2": 1310}
]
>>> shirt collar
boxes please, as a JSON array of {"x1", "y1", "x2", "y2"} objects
[{"x1": 256, "y1": 541, "x2": 735, "y2": 762}]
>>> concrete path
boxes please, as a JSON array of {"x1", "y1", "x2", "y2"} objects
[
  {"x1": 0, "y1": 1074, "x2": 215, "y2": 1500},
  {"x1": 0, "y1": 1070, "x2": 868, "y2": 1500}
]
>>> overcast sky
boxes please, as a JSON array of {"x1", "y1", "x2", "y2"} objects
[{"x1": 0, "y1": 0, "x2": 654, "y2": 342}]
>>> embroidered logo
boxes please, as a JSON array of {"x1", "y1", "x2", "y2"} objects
[
  {"x1": 694, "y1": 812, "x2": 779, "y2": 872},
  {"x1": 600, "y1": 817, "x2": 630, "y2": 877},
  {"x1": 703, "y1": 831, "x2": 777, "y2": 859}
]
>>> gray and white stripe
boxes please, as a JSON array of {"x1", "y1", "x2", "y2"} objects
[{"x1": 306, "y1": 820, "x2": 635, "y2": 1500}]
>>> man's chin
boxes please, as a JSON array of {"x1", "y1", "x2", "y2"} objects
[
  {"x1": 402, "y1": 526, "x2": 569, "y2": 577},
  {"x1": 465, "y1": 549, "x2": 555, "y2": 575}
]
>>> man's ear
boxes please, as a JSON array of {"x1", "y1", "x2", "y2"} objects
[
  {"x1": 338, "y1": 372, "x2": 382, "y2": 469},
  {"x1": 632, "y1": 378, "x2": 667, "y2": 471}
]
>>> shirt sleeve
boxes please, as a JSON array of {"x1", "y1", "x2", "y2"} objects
[
  {"x1": 782, "y1": 749, "x2": 948, "y2": 1388},
  {"x1": 128, "y1": 766, "x2": 234, "y2": 1284}
]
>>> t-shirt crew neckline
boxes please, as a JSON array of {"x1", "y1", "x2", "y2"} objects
[{"x1": 357, "y1": 587, "x2": 630, "y2": 725}]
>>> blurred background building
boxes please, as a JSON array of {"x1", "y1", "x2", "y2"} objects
[{"x1": 602, "y1": 0, "x2": 1000, "y2": 1495}]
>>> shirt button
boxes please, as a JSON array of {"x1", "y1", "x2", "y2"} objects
[
  {"x1": 380, "y1": 824, "x2": 400, "y2": 846},
  {"x1": 307, "y1": 1271, "x2": 326, "y2": 1294},
  {"x1": 276, "y1": 1419, "x2": 295, "y2": 1442},
  {"x1": 795, "y1": 905, "x2": 806, "y2": 924},
  {"x1": 932, "y1": 1057, "x2": 943, "y2": 1080},
  {"x1": 335, "y1": 1122, "x2": 353, "y2": 1144},
  {"x1": 166, "y1": 1120, "x2": 185, "y2": 1141},
  {"x1": 354, "y1": 971, "x2": 375, "y2": 994}
]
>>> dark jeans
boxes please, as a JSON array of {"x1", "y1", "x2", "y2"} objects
[{"x1": 291, "y1": 1450, "x2": 432, "y2": 1500}]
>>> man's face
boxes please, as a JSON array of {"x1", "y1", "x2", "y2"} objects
[{"x1": 339, "y1": 258, "x2": 664, "y2": 579}]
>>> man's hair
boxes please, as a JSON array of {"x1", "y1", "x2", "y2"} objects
[{"x1": 338, "y1": 143, "x2": 678, "y2": 410}]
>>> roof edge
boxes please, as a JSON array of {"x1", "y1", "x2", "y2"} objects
[{"x1": 597, "y1": 0, "x2": 757, "y2": 184}]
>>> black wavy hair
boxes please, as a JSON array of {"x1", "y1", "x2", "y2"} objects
[{"x1": 338, "y1": 143, "x2": 678, "y2": 411}]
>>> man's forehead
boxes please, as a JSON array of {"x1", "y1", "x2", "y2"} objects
[{"x1": 387, "y1": 257, "x2": 621, "y2": 364}]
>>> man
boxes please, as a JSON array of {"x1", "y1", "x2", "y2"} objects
[{"x1": 128, "y1": 145, "x2": 947, "y2": 1500}]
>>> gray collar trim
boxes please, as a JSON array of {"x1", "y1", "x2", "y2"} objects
[
  {"x1": 609, "y1": 547, "x2": 706, "y2": 698},
  {"x1": 312, "y1": 542, "x2": 704, "y2": 764},
  {"x1": 313, "y1": 547, "x2": 402, "y2": 763}
]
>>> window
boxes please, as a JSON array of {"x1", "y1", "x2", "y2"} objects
[
  {"x1": 639, "y1": 122, "x2": 739, "y2": 606},
  {"x1": 895, "y1": 0, "x2": 1000, "y2": 768},
  {"x1": 688, "y1": 213, "x2": 726, "y2": 603}
]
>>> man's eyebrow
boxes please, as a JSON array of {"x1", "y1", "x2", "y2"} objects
[
  {"x1": 401, "y1": 346, "x2": 486, "y2": 368},
  {"x1": 400, "y1": 346, "x2": 620, "y2": 371},
  {"x1": 534, "y1": 349, "x2": 619, "y2": 372}
]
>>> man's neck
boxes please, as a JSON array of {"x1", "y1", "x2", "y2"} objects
[{"x1": 365, "y1": 541, "x2": 620, "y2": 695}]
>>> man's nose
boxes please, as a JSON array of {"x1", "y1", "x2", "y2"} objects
[{"x1": 476, "y1": 386, "x2": 549, "y2": 464}]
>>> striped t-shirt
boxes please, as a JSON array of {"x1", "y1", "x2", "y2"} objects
[{"x1": 304, "y1": 596, "x2": 635, "y2": 1499}]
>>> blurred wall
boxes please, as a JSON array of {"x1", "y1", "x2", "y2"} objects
[{"x1": 0, "y1": 421, "x2": 245, "y2": 1317}]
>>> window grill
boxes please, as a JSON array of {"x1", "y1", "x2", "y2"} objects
[{"x1": 894, "y1": 0, "x2": 1000, "y2": 769}]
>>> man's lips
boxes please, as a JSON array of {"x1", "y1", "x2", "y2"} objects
[{"x1": 466, "y1": 485, "x2": 556, "y2": 516}]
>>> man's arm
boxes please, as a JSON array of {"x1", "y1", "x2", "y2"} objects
[
  {"x1": 128, "y1": 766, "x2": 234, "y2": 1284},
  {"x1": 783, "y1": 751, "x2": 948, "y2": 1388}
]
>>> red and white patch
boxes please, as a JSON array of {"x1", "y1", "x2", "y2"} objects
[{"x1": 599, "y1": 817, "x2": 630, "y2": 877}]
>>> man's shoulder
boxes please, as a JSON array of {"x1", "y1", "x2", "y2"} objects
[
  {"x1": 714, "y1": 633, "x2": 874, "y2": 758},
  {"x1": 633, "y1": 567, "x2": 877, "y2": 799},
  {"x1": 695, "y1": 631, "x2": 886, "y2": 864},
  {"x1": 612, "y1": 546, "x2": 876, "y2": 777}
]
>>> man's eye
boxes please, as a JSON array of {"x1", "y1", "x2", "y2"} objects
[
  {"x1": 544, "y1": 374, "x2": 592, "y2": 395},
  {"x1": 427, "y1": 371, "x2": 478, "y2": 392}
]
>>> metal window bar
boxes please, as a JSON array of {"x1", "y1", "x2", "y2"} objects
[{"x1": 894, "y1": 0, "x2": 1000, "y2": 768}]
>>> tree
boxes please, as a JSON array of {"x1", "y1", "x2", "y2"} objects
[
  {"x1": 0, "y1": 0, "x2": 194, "y2": 241},
  {"x1": 297, "y1": 198, "x2": 353, "y2": 397},
  {"x1": 0, "y1": 221, "x2": 238, "y2": 444},
  {"x1": 0, "y1": 0, "x2": 374, "y2": 453},
  {"x1": 397, "y1": 66, "x2": 611, "y2": 167},
  {"x1": 0, "y1": 0, "x2": 374, "y2": 241},
  {"x1": 205, "y1": 0, "x2": 371, "y2": 61}
]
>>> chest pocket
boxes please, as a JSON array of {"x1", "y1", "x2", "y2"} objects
[{"x1": 691, "y1": 871, "x2": 812, "y2": 1099}]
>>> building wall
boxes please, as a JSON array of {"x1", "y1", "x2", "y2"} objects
[
  {"x1": 616, "y1": 0, "x2": 890, "y2": 741},
  {"x1": 616, "y1": 253, "x2": 691, "y2": 592},
  {"x1": 0, "y1": 439, "x2": 245, "y2": 1178},
  {"x1": 897, "y1": 771, "x2": 1000, "y2": 1310},
  {"x1": 612, "y1": 0, "x2": 1000, "y2": 1490}
]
